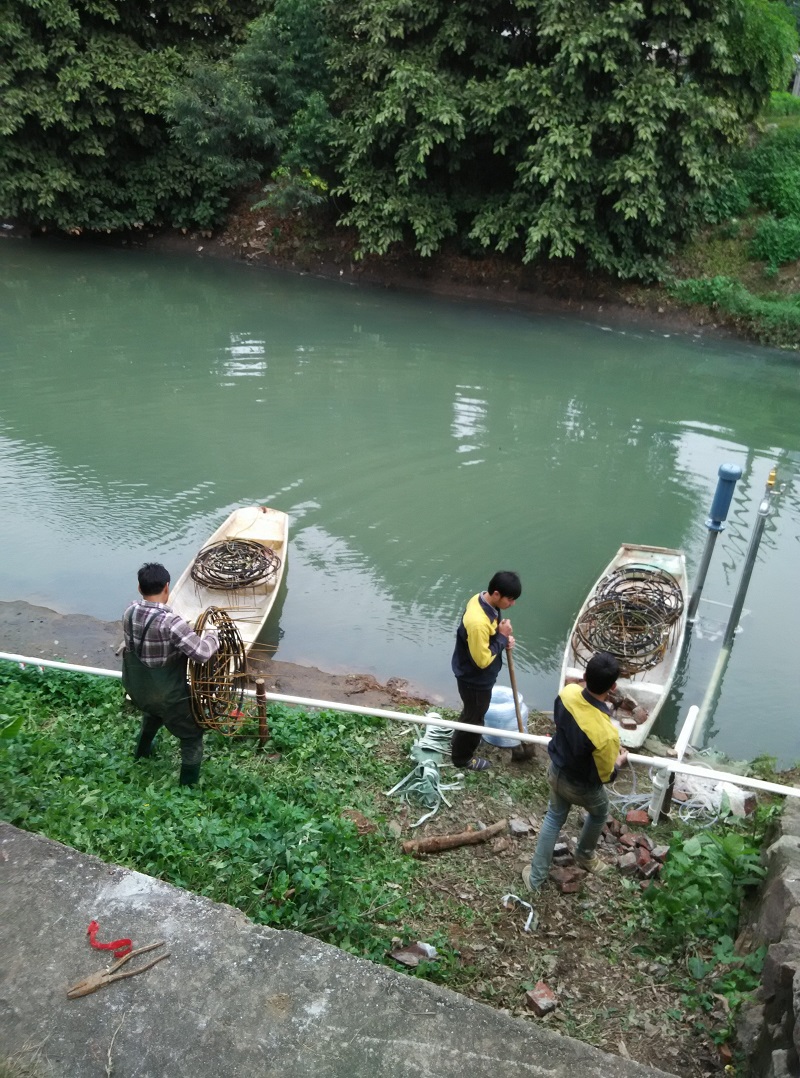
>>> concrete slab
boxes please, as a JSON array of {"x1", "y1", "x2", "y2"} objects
[{"x1": 0, "y1": 824, "x2": 676, "y2": 1077}]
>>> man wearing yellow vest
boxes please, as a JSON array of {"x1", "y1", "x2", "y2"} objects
[
  {"x1": 521, "y1": 651, "x2": 628, "y2": 895},
  {"x1": 450, "y1": 570, "x2": 521, "y2": 772}
]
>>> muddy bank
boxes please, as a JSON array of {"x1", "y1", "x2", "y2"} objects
[
  {"x1": 140, "y1": 221, "x2": 734, "y2": 343},
  {"x1": 0, "y1": 600, "x2": 433, "y2": 711},
  {"x1": 5, "y1": 204, "x2": 738, "y2": 345}
]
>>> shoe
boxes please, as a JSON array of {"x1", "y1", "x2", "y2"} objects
[
  {"x1": 466, "y1": 757, "x2": 491, "y2": 772},
  {"x1": 574, "y1": 854, "x2": 613, "y2": 876},
  {"x1": 520, "y1": 866, "x2": 536, "y2": 892}
]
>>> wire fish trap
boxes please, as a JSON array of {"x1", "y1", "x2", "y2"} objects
[
  {"x1": 595, "y1": 564, "x2": 684, "y2": 625},
  {"x1": 573, "y1": 565, "x2": 684, "y2": 677},
  {"x1": 188, "y1": 607, "x2": 247, "y2": 734},
  {"x1": 190, "y1": 539, "x2": 281, "y2": 590}
]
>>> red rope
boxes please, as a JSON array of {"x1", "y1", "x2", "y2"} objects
[{"x1": 87, "y1": 920, "x2": 132, "y2": 959}]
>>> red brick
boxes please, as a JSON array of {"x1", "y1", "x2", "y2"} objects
[
  {"x1": 550, "y1": 866, "x2": 585, "y2": 893},
  {"x1": 618, "y1": 852, "x2": 639, "y2": 875},
  {"x1": 525, "y1": 982, "x2": 558, "y2": 1016},
  {"x1": 651, "y1": 845, "x2": 670, "y2": 862},
  {"x1": 618, "y1": 833, "x2": 638, "y2": 849},
  {"x1": 626, "y1": 810, "x2": 650, "y2": 826}
]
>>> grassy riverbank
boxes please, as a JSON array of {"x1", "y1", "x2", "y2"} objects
[{"x1": 0, "y1": 664, "x2": 782, "y2": 1075}]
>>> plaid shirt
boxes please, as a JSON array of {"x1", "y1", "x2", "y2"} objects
[{"x1": 123, "y1": 600, "x2": 220, "y2": 669}]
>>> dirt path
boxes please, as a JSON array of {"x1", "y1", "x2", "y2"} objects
[{"x1": 0, "y1": 600, "x2": 432, "y2": 711}]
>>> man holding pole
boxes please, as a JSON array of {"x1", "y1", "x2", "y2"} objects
[{"x1": 450, "y1": 570, "x2": 521, "y2": 772}]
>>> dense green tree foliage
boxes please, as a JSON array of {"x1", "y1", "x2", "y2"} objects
[
  {"x1": 2, "y1": 0, "x2": 797, "y2": 277},
  {"x1": 166, "y1": 0, "x2": 334, "y2": 192},
  {"x1": 0, "y1": 0, "x2": 266, "y2": 232},
  {"x1": 331, "y1": 0, "x2": 797, "y2": 277}
]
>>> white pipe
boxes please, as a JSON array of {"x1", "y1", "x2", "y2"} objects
[
  {"x1": 674, "y1": 704, "x2": 700, "y2": 762},
  {"x1": 0, "y1": 652, "x2": 123, "y2": 680},
  {"x1": 625, "y1": 751, "x2": 797, "y2": 799},
  {"x1": 2, "y1": 650, "x2": 798, "y2": 799}
]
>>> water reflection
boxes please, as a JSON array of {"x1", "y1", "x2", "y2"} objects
[{"x1": 222, "y1": 337, "x2": 267, "y2": 378}]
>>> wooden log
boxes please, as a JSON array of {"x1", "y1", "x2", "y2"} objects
[
  {"x1": 402, "y1": 819, "x2": 507, "y2": 856},
  {"x1": 256, "y1": 678, "x2": 268, "y2": 748}
]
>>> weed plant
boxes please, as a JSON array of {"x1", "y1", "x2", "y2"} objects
[
  {"x1": 0, "y1": 663, "x2": 432, "y2": 965},
  {"x1": 629, "y1": 814, "x2": 774, "y2": 1044},
  {"x1": 670, "y1": 275, "x2": 800, "y2": 346},
  {"x1": 750, "y1": 214, "x2": 800, "y2": 270},
  {"x1": 766, "y1": 91, "x2": 800, "y2": 118}
]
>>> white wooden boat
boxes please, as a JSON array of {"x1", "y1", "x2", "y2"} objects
[
  {"x1": 559, "y1": 543, "x2": 688, "y2": 749},
  {"x1": 169, "y1": 506, "x2": 288, "y2": 652}
]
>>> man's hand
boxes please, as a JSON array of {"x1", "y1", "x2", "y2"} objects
[
  {"x1": 499, "y1": 618, "x2": 513, "y2": 637},
  {"x1": 615, "y1": 750, "x2": 629, "y2": 769}
]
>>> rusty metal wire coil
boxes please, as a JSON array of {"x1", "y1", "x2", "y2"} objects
[
  {"x1": 190, "y1": 539, "x2": 281, "y2": 590},
  {"x1": 572, "y1": 567, "x2": 683, "y2": 677},
  {"x1": 188, "y1": 607, "x2": 247, "y2": 734},
  {"x1": 595, "y1": 565, "x2": 684, "y2": 624}
]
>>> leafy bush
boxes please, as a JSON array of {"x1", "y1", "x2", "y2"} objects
[
  {"x1": 766, "y1": 91, "x2": 800, "y2": 117},
  {"x1": 0, "y1": 0, "x2": 267, "y2": 233},
  {"x1": 670, "y1": 275, "x2": 800, "y2": 347},
  {"x1": 701, "y1": 174, "x2": 752, "y2": 224},
  {"x1": 330, "y1": 0, "x2": 798, "y2": 279},
  {"x1": 253, "y1": 167, "x2": 328, "y2": 216},
  {"x1": 633, "y1": 826, "x2": 769, "y2": 1043},
  {"x1": 761, "y1": 165, "x2": 800, "y2": 217},
  {"x1": 644, "y1": 831, "x2": 765, "y2": 948},
  {"x1": 166, "y1": 0, "x2": 334, "y2": 198},
  {"x1": 734, "y1": 127, "x2": 800, "y2": 216},
  {"x1": 750, "y1": 214, "x2": 800, "y2": 267}
]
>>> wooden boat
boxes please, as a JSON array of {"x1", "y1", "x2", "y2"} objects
[
  {"x1": 559, "y1": 543, "x2": 688, "y2": 749},
  {"x1": 169, "y1": 506, "x2": 288, "y2": 653}
]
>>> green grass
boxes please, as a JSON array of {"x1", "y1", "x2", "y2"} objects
[{"x1": 0, "y1": 662, "x2": 428, "y2": 964}]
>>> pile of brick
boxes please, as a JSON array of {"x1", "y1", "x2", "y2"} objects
[
  {"x1": 601, "y1": 811, "x2": 670, "y2": 885},
  {"x1": 543, "y1": 811, "x2": 671, "y2": 894}
]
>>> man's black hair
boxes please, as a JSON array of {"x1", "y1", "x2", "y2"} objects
[
  {"x1": 487, "y1": 570, "x2": 522, "y2": 600},
  {"x1": 585, "y1": 651, "x2": 620, "y2": 695},
  {"x1": 138, "y1": 562, "x2": 170, "y2": 597}
]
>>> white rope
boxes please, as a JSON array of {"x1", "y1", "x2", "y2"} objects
[
  {"x1": 384, "y1": 720, "x2": 462, "y2": 828},
  {"x1": 501, "y1": 893, "x2": 537, "y2": 932}
]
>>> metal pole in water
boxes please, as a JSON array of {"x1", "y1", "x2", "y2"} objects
[
  {"x1": 691, "y1": 467, "x2": 779, "y2": 747},
  {"x1": 721, "y1": 467, "x2": 778, "y2": 649},
  {"x1": 687, "y1": 463, "x2": 743, "y2": 623}
]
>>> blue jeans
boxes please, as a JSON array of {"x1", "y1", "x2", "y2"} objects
[{"x1": 528, "y1": 764, "x2": 609, "y2": 888}]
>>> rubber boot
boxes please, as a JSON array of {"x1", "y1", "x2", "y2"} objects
[
  {"x1": 179, "y1": 762, "x2": 201, "y2": 786},
  {"x1": 134, "y1": 716, "x2": 160, "y2": 759}
]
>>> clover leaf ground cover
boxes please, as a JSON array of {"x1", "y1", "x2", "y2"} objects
[{"x1": 0, "y1": 662, "x2": 423, "y2": 962}]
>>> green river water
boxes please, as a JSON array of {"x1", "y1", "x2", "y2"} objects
[{"x1": 1, "y1": 240, "x2": 798, "y2": 764}]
